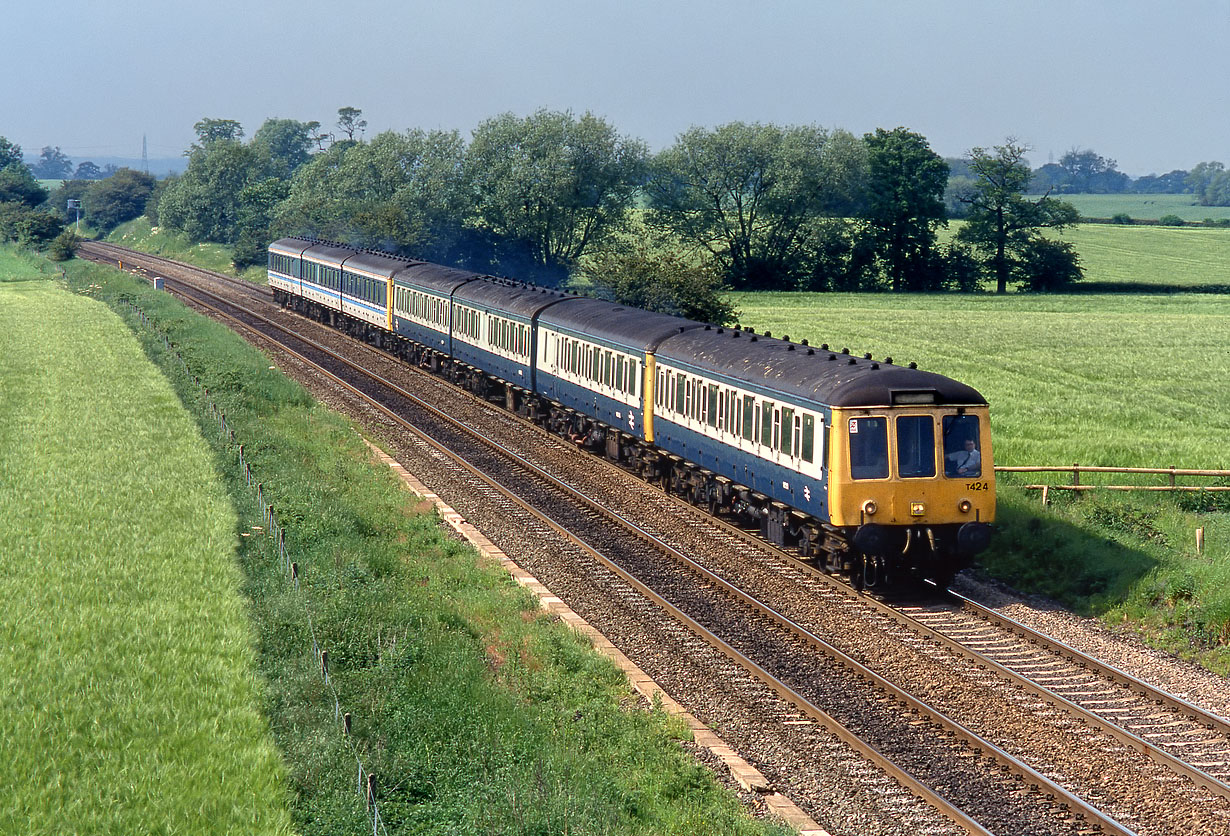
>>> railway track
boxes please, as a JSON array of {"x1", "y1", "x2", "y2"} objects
[{"x1": 83, "y1": 241, "x2": 1230, "y2": 835}]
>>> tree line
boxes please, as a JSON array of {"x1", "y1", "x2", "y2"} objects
[
  {"x1": 1019, "y1": 148, "x2": 1230, "y2": 206},
  {"x1": 3, "y1": 110, "x2": 1102, "y2": 309}
]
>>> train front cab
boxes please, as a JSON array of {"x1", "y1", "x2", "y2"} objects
[{"x1": 827, "y1": 403, "x2": 995, "y2": 585}]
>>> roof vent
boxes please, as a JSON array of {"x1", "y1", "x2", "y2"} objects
[
  {"x1": 783, "y1": 334, "x2": 790, "y2": 342},
  {"x1": 828, "y1": 353, "x2": 836, "y2": 360},
  {"x1": 801, "y1": 338, "x2": 809, "y2": 346},
  {"x1": 807, "y1": 348, "x2": 815, "y2": 355},
  {"x1": 909, "y1": 362, "x2": 918, "y2": 369},
  {"x1": 751, "y1": 335, "x2": 758, "y2": 342},
  {"x1": 885, "y1": 357, "x2": 893, "y2": 364},
  {"x1": 864, "y1": 352, "x2": 873, "y2": 360},
  {"x1": 787, "y1": 344, "x2": 796, "y2": 351},
  {"x1": 764, "y1": 330, "x2": 771, "y2": 338},
  {"x1": 821, "y1": 343, "x2": 829, "y2": 350},
  {"x1": 841, "y1": 347, "x2": 850, "y2": 355},
  {"x1": 733, "y1": 330, "x2": 741, "y2": 338},
  {"x1": 847, "y1": 358, "x2": 857, "y2": 365},
  {"x1": 704, "y1": 324, "x2": 712, "y2": 330},
  {"x1": 716, "y1": 327, "x2": 724, "y2": 334},
  {"x1": 871, "y1": 363, "x2": 880, "y2": 369}
]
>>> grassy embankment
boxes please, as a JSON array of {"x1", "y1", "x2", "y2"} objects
[
  {"x1": 0, "y1": 247, "x2": 294, "y2": 834},
  {"x1": 102, "y1": 217, "x2": 1230, "y2": 671},
  {"x1": 48, "y1": 246, "x2": 786, "y2": 835}
]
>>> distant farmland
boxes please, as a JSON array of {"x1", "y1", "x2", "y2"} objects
[{"x1": 1051, "y1": 193, "x2": 1230, "y2": 223}]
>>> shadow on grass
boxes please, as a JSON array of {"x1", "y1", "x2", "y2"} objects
[
  {"x1": 1067, "y1": 281, "x2": 1230, "y2": 294},
  {"x1": 973, "y1": 491, "x2": 1159, "y2": 617}
]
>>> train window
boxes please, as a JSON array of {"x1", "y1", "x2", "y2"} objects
[
  {"x1": 716, "y1": 388, "x2": 726, "y2": 431},
  {"x1": 761, "y1": 401, "x2": 774, "y2": 449},
  {"x1": 897, "y1": 416, "x2": 936, "y2": 478},
  {"x1": 942, "y1": 414, "x2": 982, "y2": 478},
  {"x1": 707, "y1": 385, "x2": 718, "y2": 428},
  {"x1": 743, "y1": 395, "x2": 755, "y2": 441},
  {"x1": 802, "y1": 414, "x2": 815, "y2": 462},
  {"x1": 781, "y1": 407, "x2": 794, "y2": 455},
  {"x1": 849, "y1": 417, "x2": 889, "y2": 480}
]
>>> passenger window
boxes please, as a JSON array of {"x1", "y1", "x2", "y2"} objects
[
  {"x1": 849, "y1": 417, "x2": 889, "y2": 480},
  {"x1": 780, "y1": 407, "x2": 793, "y2": 455},
  {"x1": 743, "y1": 395, "x2": 755, "y2": 441},
  {"x1": 943, "y1": 415, "x2": 983, "y2": 478},
  {"x1": 897, "y1": 415, "x2": 936, "y2": 478},
  {"x1": 802, "y1": 414, "x2": 815, "y2": 462},
  {"x1": 761, "y1": 401, "x2": 774, "y2": 448},
  {"x1": 707, "y1": 384, "x2": 719, "y2": 428}
]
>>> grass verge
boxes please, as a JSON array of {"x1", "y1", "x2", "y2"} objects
[
  {"x1": 0, "y1": 261, "x2": 294, "y2": 834},
  {"x1": 56, "y1": 255, "x2": 788, "y2": 835}
]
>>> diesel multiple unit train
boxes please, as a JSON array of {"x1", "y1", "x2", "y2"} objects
[{"x1": 268, "y1": 237, "x2": 995, "y2": 587}]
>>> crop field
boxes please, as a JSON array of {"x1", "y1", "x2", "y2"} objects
[
  {"x1": 939, "y1": 220, "x2": 1230, "y2": 290},
  {"x1": 1054, "y1": 193, "x2": 1230, "y2": 223},
  {"x1": 0, "y1": 258, "x2": 293, "y2": 834}
]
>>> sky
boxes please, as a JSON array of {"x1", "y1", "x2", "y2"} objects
[{"x1": 4, "y1": 0, "x2": 1227, "y2": 176}]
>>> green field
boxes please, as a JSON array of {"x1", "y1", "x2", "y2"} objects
[
  {"x1": 1054, "y1": 193, "x2": 1230, "y2": 223},
  {"x1": 1056, "y1": 224, "x2": 1230, "y2": 289},
  {"x1": 0, "y1": 255, "x2": 293, "y2": 834}
]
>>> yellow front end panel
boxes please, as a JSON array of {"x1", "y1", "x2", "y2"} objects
[{"x1": 828, "y1": 407, "x2": 995, "y2": 528}]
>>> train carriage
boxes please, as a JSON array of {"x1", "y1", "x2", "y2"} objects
[
  {"x1": 536, "y1": 299, "x2": 702, "y2": 443},
  {"x1": 449, "y1": 280, "x2": 556, "y2": 394},
  {"x1": 389, "y1": 263, "x2": 478, "y2": 356}
]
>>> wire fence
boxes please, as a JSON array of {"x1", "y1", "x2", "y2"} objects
[{"x1": 125, "y1": 301, "x2": 388, "y2": 835}]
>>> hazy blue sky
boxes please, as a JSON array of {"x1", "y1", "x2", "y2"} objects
[{"x1": 5, "y1": 0, "x2": 1227, "y2": 175}]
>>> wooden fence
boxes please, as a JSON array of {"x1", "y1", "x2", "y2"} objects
[{"x1": 995, "y1": 465, "x2": 1230, "y2": 504}]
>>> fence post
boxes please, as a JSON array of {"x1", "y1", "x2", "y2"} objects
[
  {"x1": 1196, "y1": 527, "x2": 1205, "y2": 555},
  {"x1": 1169, "y1": 466, "x2": 1177, "y2": 489},
  {"x1": 1072, "y1": 464, "x2": 1080, "y2": 487},
  {"x1": 1041, "y1": 485, "x2": 1049, "y2": 507}
]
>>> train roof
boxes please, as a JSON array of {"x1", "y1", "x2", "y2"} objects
[
  {"x1": 394, "y1": 262, "x2": 487, "y2": 296},
  {"x1": 453, "y1": 277, "x2": 573, "y2": 319},
  {"x1": 655, "y1": 327, "x2": 987, "y2": 408},
  {"x1": 538, "y1": 297, "x2": 704, "y2": 353}
]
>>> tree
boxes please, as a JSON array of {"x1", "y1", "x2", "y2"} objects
[
  {"x1": 232, "y1": 177, "x2": 291, "y2": 269},
  {"x1": 0, "y1": 165, "x2": 48, "y2": 207},
  {"x1": 32, "y1": 146, "x2": 73, "y2": 180},
  {"x1": 646, "y1": 122, "x2": 867, "y2": 290},
  {"x1": 862, "y1": 127, "x2": 949, "y2": 291},
  {"x1": 253, "y1": 118, "x2": 316, "y2": 177},
  {"x1": 83, "y1": 168, "x2": 156, "y2": 231},
  {"x1": 1132, "y1": 169, "x2": 1188, "y2": 194},
  {"x1": 1057, "y1": 148, "x2": 1129, "y2": 193},
  {"x1": 73, "y1": 160, "x2": 103, "y2": 180},
  {"x1": 956, "y1": 140, "x2": 1080, "y2": 293},
  {"x1": 1186, "y1": 161, "x2": 1228, "y2": 206},
  {"x1": 0, "y1": 136, "x2": 23, "y2": 170},
  {"x1": 274, "y1": 128, "x2": 471, "y2": 262},
  {"x1": 336, "y1": 107, "x2": 367, "y2": 142},
  {"x1": 466, "y1": 109, "x2": 648, "y2": 284},
  {"x1": 47, "y1": 228, "x2": 80, "y2": 261},
  {"x1": 159, "y1": 141, "x2": 268, "y2": 242},
  {"x1": 192, "y1": 118, "x2": 244, "y2": 149},
  {"x1": 579, "y1": 237, "x2": 739, "y2": 325}
]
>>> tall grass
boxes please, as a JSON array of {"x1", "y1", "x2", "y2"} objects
[
  {"x1": 56, "y1": 257, "x2": 788, "y2": 835},
  {"x1": 0, "y1": 276, "x2": 294, "y2": 834}
]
